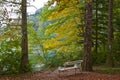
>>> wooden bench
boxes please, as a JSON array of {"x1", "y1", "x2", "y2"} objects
[{"x1": 58, "y1": 60, "x2": 83, "y2": 76}]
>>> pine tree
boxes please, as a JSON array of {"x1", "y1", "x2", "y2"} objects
[
  {"x1": 83, "y1": 0, "x2": 93, "y2": 71},
  {"x1": 107, "y1": 0, "x2": 114, "y2": 67}
]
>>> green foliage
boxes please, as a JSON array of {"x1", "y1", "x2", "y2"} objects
[
  {"x1": 0, "y1": 50, "x2": 21, "y2": 75},
  {"x1": 92, "y1": 46, "x2": 107, "y2": 65},
  {"x1": 29, "y1": 54, "x2": 43, "y2": 71},
  {"x1": 36, "y1": 51, "x2": 83, "y2": 69},
  {"x1": 0, "y1": 25, "x2": 21, "y2": 74},
  {"x1": 0, "y1": 40, "x2": 21, "y2": 74},
  {"x1": 113, "y1": 33, "x2": 120, "y2": 66}
]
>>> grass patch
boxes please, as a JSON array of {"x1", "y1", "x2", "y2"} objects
[{"x1": 94, "y1": 66, "x2": 120, "y2": 74}]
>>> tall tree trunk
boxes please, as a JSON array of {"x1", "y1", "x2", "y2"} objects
[
  {"x1": 20, "y1": 0, "x2": 29, "y2": 72},
  {"x1": 95, "y1": 0, "x2": 98, "y2": 54},
  {"x1": 83, "y1": 0, "x2": 93, "y2": 71},
  {"x1": 107, "y1": 0, "x2": 114, "y2": 67}
]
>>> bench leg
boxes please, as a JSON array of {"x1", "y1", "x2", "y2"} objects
[
  {"x1": 75, "y1": 68, "x2": 77, "y2": 76},
  {"x1": 58, "y1": 70, "x2": 61, "y2": 78}
]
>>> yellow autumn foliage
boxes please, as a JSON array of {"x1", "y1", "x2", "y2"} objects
[
  {"x1": 0, "y1": 36, "x2": 3, "y2": 42},
  {"x1": 86, "y1": 0, "x2": 92, "y2": 3},
  {"x1": 44, "y1": 18, "x2": 82, "y2": 52},
  {"x1": 48, "y1": 0, "x2": 81, "y2": 20},
  {"x1": 43, "y1": 0, "x2": 84, "y2": 53}
]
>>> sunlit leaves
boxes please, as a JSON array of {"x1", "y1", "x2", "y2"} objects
[
  {"x1": 38, "y1": 0, "x2": 85, "y2": 54},
  {"x1": 86, "y1": 0, "x2": 92, "y2": 3},
  {"x1": 43, "y1": 19, "x2": 81, "y2": 53}
]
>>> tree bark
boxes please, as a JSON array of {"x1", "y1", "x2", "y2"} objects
[
  {"x1": 107, "y1": 0, "x2": 114, "y2": 67},
  {"x1": 83, "y1": 1, "x2": 93, "y2": 71},
  {"x1": 20, "y1": 0, "x2": 29, "y2": 72},
  {"x1": 95, "y1": 0, "x2": 98, "y2": 54}
]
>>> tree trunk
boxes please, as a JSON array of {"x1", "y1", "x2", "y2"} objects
[
  {"x1": 107, "y1": 0, "x2": 114, "y2": 67},
  {"x1": 95, "y1": 0, "x2": 98, "y2": 54},
  {"x1": 20, "y1": 0, "x2": 29, "y2": 72},
  {"x1": 83, "y1": 0, "x2": 93, "y2": 71}
]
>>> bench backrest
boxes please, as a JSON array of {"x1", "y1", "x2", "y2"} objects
[{"x1": 63, "y1": 60, "x2": 83, "y2": 67}]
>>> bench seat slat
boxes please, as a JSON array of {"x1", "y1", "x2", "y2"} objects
[
  {"x1": 58, "y1": 60, "x2": 83, "y2": 72},
  {"x1": 58, "y1": 65, "x2": 77, "y2": 71}
]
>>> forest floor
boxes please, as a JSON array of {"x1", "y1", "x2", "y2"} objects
[{"x1": 0, "y1": 69, "x2": 120, "y2": 80}]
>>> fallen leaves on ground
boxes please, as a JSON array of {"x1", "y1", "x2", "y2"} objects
[{"x1": 0, "y1": 69, "x2": 120, "y2": 80}]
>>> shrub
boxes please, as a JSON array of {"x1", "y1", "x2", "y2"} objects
[{"x1": 0, "y1": 51, "x2": 21, "y2": 75}]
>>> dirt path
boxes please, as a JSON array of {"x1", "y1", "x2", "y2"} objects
[{"x1": 0, "y1": 69, "x2": 120, "y2": 80}]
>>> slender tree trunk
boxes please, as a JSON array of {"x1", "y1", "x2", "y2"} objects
[
  {"x1": 20, "y1": 0, "x2": 29, "y2": 72},
  {"x1": 95, "y1": 0, "x2": 98, "y2": 54},
  {"x1": 107, "y1": 0, "x2": 114, "y2": 67},
  {"x1": 83, "y1": 0, "x2": 93, "y2": 71}
]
